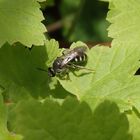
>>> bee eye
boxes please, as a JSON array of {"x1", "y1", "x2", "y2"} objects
[{"x1": 48, "y1": 67, "x2": 55, "y2": 77}]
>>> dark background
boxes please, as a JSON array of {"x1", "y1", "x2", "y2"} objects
[{"x1": 40, "y1": 0, "x2": 111, "y2": 47}]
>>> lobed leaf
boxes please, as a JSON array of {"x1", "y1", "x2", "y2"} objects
[
  {"x1": 58, "y1": 41, "x2": 140, "y2": 112},
  {"x1": 9, "y1": 97, "x2": 131, "y2": 140},
  {"x1": 107, "y1": 0, "x2": 140, "y2": 46},
  {"x1": 0, "y1": 0, "x2": 46, "y2": 47},
  {"x1": 0, "y1": 39, "x2": 71, "y2": 101},
  {"x1": 0, "y1": 43, "x2": 48, "y2": 99},
  {"x1": 45, "y1": 39, "x2": 60, "y2": 67},
  {"x1": 0, "y1": 0, "x2": 140, "y2": 139}
]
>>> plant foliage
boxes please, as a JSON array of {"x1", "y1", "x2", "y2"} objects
[
  {"x1": 0, "y1": 0, "x2": 140, "y2": 140},
  {"x1": 0, "y1": 0, "x2": 46, "y2": 47}
]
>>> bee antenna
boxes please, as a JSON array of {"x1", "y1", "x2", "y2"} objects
[{"x1": 36, "y1": 67, "x2": 48, "y2": 72}]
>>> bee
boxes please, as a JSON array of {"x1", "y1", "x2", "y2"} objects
[{"x1": 48, "y1": 46, "x2": 93, "y2": 77}]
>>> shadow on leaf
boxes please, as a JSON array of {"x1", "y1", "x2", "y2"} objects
[
  {"x1": 0, "y1": 42, "x2": 72, "y2": 101},
  {"x1": 8, "y1": 97, "x2": 132, "y2": 140}
]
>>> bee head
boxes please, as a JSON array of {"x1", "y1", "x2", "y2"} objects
[{"x1": 52, "y1": 57, "x2": 64, "y2": 73}]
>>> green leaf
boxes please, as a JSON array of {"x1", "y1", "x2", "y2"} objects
[
  {"x1": 0, "y1": 94, "x2": 22, "y2": 140},
  {"x1": 9, "y1": 97, "x2": 131, "y2": 140},
  {"x1": 69, "y1": 41, "x2": 87, "y2": 49},
  {"x1": 127, "y1": 109, "x2": 140, "y2": 140},
  {"x1": 0, "y1": 0, "x2": 46, "y2": 47},
  {"x1": 108, "y1": 0, "x2": 140, "y2": 129},
  {"x1": 37, "y1": 0, "x2": 46, "y2": 2},
  {"x1": 45, "y1": 39, "x2": 60, "y2": 67},
  {"x1": 58, "y1": 42, "x2": 140, "y2": 112},
  {"x1": 107, "y1": 0, "x2": 140, "y2": 46},
  {"x1": 0, "y1": 42, "x2": 49, "y2": 100},
  {"x1": 0, "y1": 39, "x2": 71, "y2": 101}
]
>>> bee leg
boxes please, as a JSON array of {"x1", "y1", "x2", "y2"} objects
[
  {"x1": 66, "y1": 63, "x2": 95, "y2": 77},
  {"x1": 36, "y1": 67, "x2": 48, "y2": 72},
  {"x1": 59, "y1": 73, "x2": 71, "y2": 80},
  {"x1": 68, "y1": 63, "x2": 94, "y2": 72},
  {"x1": 65, "y1": 64, "x2": 80, "y2": 77},
  {"x1": 65, "y1": 72, "x2": 71, "y2": 80},
  {"x1": 57, "y1": 68, "x2": 71, "y2": 80},
  {"x1": 64, "y1": 68, "x2": 71, "y2": 80}
]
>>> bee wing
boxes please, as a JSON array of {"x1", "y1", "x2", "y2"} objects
[{"x1": 61, "y1": 52, "x2": 78, "y2": 66}]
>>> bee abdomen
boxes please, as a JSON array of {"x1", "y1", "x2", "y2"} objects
[{"x1": 73, "y1": 54, "x2": 87, "y2": 62}]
